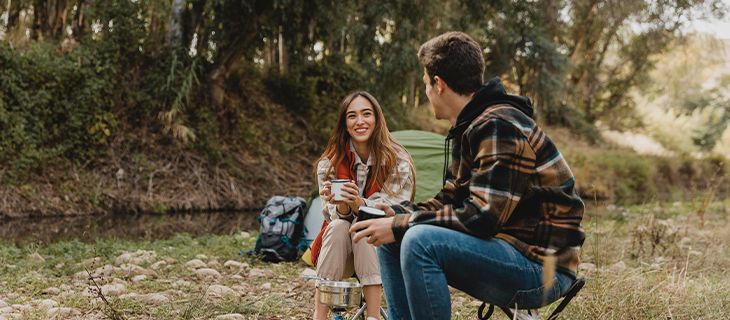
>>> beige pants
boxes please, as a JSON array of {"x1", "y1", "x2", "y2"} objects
[{"x1": 316, "y1": 219, "x2": 381, "y2": 286}]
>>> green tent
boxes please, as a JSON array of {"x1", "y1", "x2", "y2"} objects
[{"x1": 391, "y1": 130, "x2": 447, "y2": 203}]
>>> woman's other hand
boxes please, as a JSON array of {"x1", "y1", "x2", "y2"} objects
[{"x1": 339, "y1": 182, "x2": 365, "y2": 213}]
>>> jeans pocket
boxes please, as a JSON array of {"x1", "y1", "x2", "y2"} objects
[{"x1": 506, "y1": 277, "x2": 560, "y2": 309}]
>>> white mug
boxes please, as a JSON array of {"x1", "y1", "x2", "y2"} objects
[{"x1": 330, "y1": 179, "x2": 351, "y2": 201}]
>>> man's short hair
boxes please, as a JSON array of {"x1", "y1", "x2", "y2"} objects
[{"x1": 418, "y1": 32, "x2": 485, "y2": 96}]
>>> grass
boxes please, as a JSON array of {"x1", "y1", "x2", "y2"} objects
[{"x1": 0, "y1": 200, "x2": 729, "y2": 319}]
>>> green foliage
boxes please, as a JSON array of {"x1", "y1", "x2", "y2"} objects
[{"x1": 0, "y1": 43, "x2": 116, "y2": 181}]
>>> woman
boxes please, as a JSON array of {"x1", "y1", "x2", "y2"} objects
[{"x1": 311, "y1": 91, "x2": 415, "y2": 320}]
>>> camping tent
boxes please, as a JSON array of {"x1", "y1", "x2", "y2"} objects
[{"x1": 302, "y1": 130, "x2": 447, "y2": 250}]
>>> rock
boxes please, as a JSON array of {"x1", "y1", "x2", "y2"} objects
[
  {"x1": 186, "y1": 259, "x2": 208, "y2": 269},
  {"x1": 46, "y1": 307, "x2": 80, "y2": 317},
  {"x1": 230, "y1": 275, "x2": 243, "y2": 280},
  {"x1": 82, "y1": 287, "x2": 99, "y2": 298},
  {"x1": 259, "y1": 283, "x2": 272, "y2": 290},
  {"x1": 129, "y1": 268, "x2": 159, "y2": 278},
  {"x1": 43, "y1": 287, "x2": 61, "y2": 295},
  {"x1": 78, "y1": 257, "x2": 102, "y2": 268},
  {"x1": 132, "y1": 275, "x2": 147, "y2": 283},
  {"x1": 92, "y1": 265, "x2": 114, "y2": 278},
  {"x1": 114, "y1": 250, "x2": 157, "y2": 266},
  {"x1": 73, "y1": 271, "x2": 89, "y2": 280},
  {"x1": 0, "y1": 301, "x2": 6, "y2": 308},
  {"x1": 605, "y1": 204, "x2": 617, "y2": 211},
  {"x1": 578, "y1": 263, "x2": 596, "y2": 274},
  {"x1": 689, "y1": 250, "x2": 702, "y2": 256},
  {"x1": 160, "y1": 289, "x2": 184, "y2": 298},
  {"x1": 610, "y1": 261, "x2": 627, "y2": 273},
  {"x1": 207, "y1": 260, "x2": 222, "y2": 269},
  {"x1": 0, "y1": 307, "x2": 11, "y2": 314},
  {"x1": 165, "y1": 257, "x2": 179, "y2": 264},
  {"x1": 59, "y1": 284, "x2": 72, "y2": 291},
  {"x1": 5, "y1": 294, "x2": 18, "y2": 300},
  {"x1": 216, "y1": 314, "x2": 246, "y2": 320},
  {"x1": 101, "y1": 283, "x2": 127, "y2": 297},
  {"x1": 40, "y1": 299, "x2": 58, "y2": 308},
  {"x1": 140, "y1": 293, "x2": 169, "y2": 305},
  {"x1": 196, "y1": 254, "x2": 208, "y2": 260},
  {"x1": 223, "y1": 260, "x2": 242, "y2": 269},
  {"x1": 55, "y1": 263, "x2": 64, "y2": 269},
  {"x1": 241, "y1": 262, "x2": 250, "y2": 269},
  {"x1": 248, "y1": 268, "x2": 266, "y2": 278},
  {"x1": 207, "y1": 285, "x2": 237, "y2": 297},
  {"x1": 114, "y1": 253, "x2": 133, "y2": 266},
  {"x1": 672, "y1": 201, "x2": 682, "y2": 207},
  {"x1": 196, "y1": 268, "x2": 221, "y2": 278},
  {"x1": 150, "y1": 261, "x2": 167, "y2": 270},
  {"x1": 300, "y1": 268, "x2": 317, "y2": 277},
  {"x1": 59, "y1": 291, "x2": 76, "y2": 299},
  {"x1": 28, "y1": 253, "x2": 45, "y2": 263},
  {"x1": 240, "y1": 231, "x2": 250, "y2": 238},
  {"x1": 681, "y1": 237, "x2": 692, "y2": 245},
  {"x1": 118, "y1": 263, "x2": 144, "y2": 273}
]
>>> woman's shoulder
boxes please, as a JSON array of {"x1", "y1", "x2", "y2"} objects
[{"x1": 316, "y1": 157, "x2": 332, "y2": 173}]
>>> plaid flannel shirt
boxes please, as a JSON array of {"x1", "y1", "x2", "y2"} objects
[{"x1": 391, "y1": 104, "x2": 586, "y2": 278}]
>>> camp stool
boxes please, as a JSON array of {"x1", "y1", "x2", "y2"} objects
[
  {"x1": 303, "y1": 275, "x2": 388, "y2": 320},
  {"x1": 477, "y1": 275, "x2": 585, "y2": 320}
]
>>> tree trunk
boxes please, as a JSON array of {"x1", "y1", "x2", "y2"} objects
[
  {"x1": 32, "y1": 0, "x2": 49, "y2": 40},
  {"x1": 279, "y1": 25, "x2": 287, "y2": 75},
  {"x1": 6, "y1": 0, "x2": 21, "y2": 32},
  {"x1": 166, "y1": 0, "x2": 184, "y2": 46},
  {"x1": 51, "y1": 0, "x2": 68, "y2": 39},
  {"x1": 71, "y1": 0, "x2": 85, "y2": 40}
]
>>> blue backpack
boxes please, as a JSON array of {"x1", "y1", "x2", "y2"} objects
[{"x1": 250, "y1": 196, "x2": 308, "y2": 262}]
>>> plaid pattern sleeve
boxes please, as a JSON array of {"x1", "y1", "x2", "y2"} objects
[{"x1": 391, "y1": 117, "x2": 535, "y2": 239}]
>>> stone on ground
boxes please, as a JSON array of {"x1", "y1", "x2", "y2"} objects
[
  {"x1": 248, "y1": 268, "x2": 266, "y2": 278},
  {"x1": 216, "y1": 314, "x2": 245, "y2": 320},
  {"x1": 230, "y1": 275, "x2": 243, "y2": 280},
  {"x1": 259, "y1": 283, "x2": 272, "y2": 290},
  {"x1": 578, "y1": 262, "x2": 596, "y2": 274},
  {"x1": 207, "y1": 285, "x2": 236, "y2": 297},
  {"x1": 207, "y1": 260, "x2": 222, "y2": 269},
  {"x1": 46, "y1": 307, "x2": 81, "y2": 317},
  {"x1": 40, "y1": 299, "x2": 58, "y2": 308},
  {"x1": 610, "y1": 261, "x2": 627, "y2": 273},
  {"x1": 185, "y1": 259, "x2": 208, "y2": 269},
  {"x1": 0, "y1": 300, "x2": 6, "y2": 308},
  {"x1": 43, "y1": 287, "x2": 61, "y2": 295},
  {"x1": 132, "y1": 275, "x2": 147, "y2": 282},
  {"x1": 140, "y1": 293, "x2": 169, "y2": 305},
  {"x1": 101, "y1": 283, "x2": 127, "y2": 297},
  {"x1": 196, "y1": 254, "x2": 208, "y2": 260},
  {"x1": 78, "y1": 257, "x2": 102, "y2": 267},
  {"x1": 196, "y1": 268, "x2": 221, "y2": 278},
  {"x1": 0, "y1": 307, "x2": 12, "y2": 314},
  {"x1": 150, "y1": 261, "x2": 167, "y2": 270},
  {"x1": 224, "y1": 260, "x2": 242, "y2": 269}
]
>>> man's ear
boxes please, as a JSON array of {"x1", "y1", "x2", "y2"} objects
[{"x1": 433, "y1": 75, "x2": 447, "y2": 95}]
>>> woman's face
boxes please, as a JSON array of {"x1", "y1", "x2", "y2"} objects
[{"x1": 345, "y1": 96, "x2": 376, "y2": 145}]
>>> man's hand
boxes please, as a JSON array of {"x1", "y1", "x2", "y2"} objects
[{"x1": 350, "y1": 215, "x2": 396, "y2": 247}]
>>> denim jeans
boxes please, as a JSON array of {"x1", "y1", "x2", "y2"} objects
[{"x1": 377, "y1": 224, "x2": 572, "y2": 320}]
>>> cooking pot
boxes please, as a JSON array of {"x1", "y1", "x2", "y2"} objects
[{"x1": 303, "y1": 276, "x2": 363, "y2": 308}]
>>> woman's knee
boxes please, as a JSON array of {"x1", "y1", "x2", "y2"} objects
[{"x1": 324, "y1": 219, "x2": 351, "y2": 239}]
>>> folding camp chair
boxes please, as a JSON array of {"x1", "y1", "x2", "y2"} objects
[{"x1": 477, "y1": 276, "x2": 585, "y2": 320}]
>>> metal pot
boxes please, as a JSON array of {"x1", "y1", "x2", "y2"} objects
[{"x1": 318, "y1": 280, "x2": 363, "y2": 308}]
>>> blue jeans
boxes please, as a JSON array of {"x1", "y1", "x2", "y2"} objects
[{"x1": 377, "y1": 225, "x2": 572, "y2": 320}]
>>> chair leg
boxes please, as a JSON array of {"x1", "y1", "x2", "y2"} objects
[
  {"x1": 352, "y1": 302, "x2": 367, "y2": 320},
  {"x1": 379, "y1": 307, "x2": 388, "y2": 320}
]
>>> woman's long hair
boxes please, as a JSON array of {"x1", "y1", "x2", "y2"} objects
[{"x1": 315, "y1": 91, "x2": 415, "y2": 201}]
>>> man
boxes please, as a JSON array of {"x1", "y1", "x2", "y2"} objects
[{"x1": 351, "y1": 31, "x2": 586, "y2": 320}]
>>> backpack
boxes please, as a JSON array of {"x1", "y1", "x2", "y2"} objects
[{"x1": 251, "y1": 196, "x2": 308, "y2": 262}]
